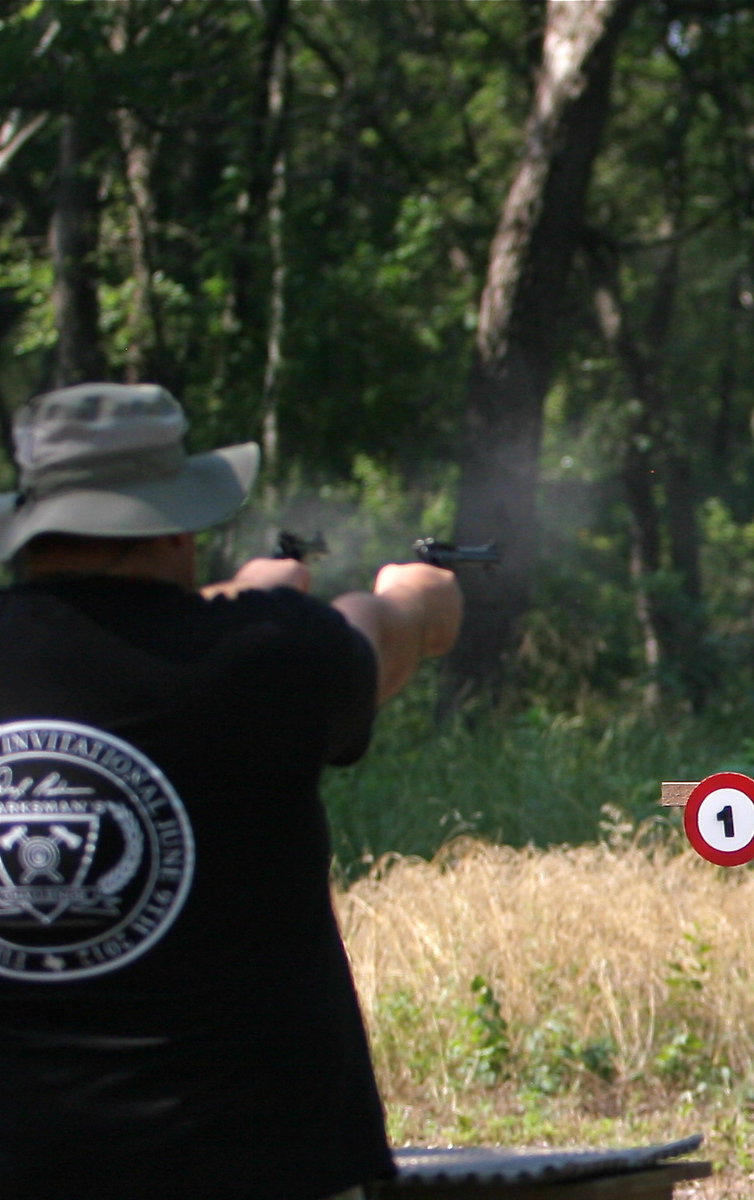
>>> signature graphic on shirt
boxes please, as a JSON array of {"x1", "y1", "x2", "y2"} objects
[{"x1": 0, "y1": 721, "x2": 194, "y2": 981}]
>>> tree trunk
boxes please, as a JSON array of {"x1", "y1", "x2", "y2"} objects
[
  {"x1": 231, "y1": 0, "x2": 291, "y2": 337},
  {"x1": 663, "y1": 451, "x2": 711, "y2": 712},
  {"x1": 117, "y1": 108, "x2": 165, "y2": 382},
  {"x1": 109, "y1": 3, "x2": 168, "y2": 384},
  {"x1": 260, "y1": 27, "x2": 289, "y2": 487},
  {"x1": 590, "y1": 243, "x2": 712, "y2": 711},
  {"x1": 448, "y1": 0, "x2": 638, "y2": 702},
  {"x1": 49, "y1": 116, "x2": 105, "y2": 385}
]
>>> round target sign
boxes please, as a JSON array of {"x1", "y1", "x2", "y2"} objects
[{"x1": 684, "y1": 772, "x2": 754, "y2": 865}]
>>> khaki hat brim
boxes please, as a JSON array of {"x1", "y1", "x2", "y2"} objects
[{"x1": 0, "y1": 441, "x2": 260, "y2": 561}]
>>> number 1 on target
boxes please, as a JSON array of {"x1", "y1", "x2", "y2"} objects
[
  {"x1": 685, "y1": 773, "x2": 754, "y2": 866},
  {"x1": 716, "y1": 805, "x2": 735, "y2": 839}
]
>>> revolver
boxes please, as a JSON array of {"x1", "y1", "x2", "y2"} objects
[
  {"x1": 274, "y1": 530, "x2": 329, "y2": 563},
  {"x1": 413, "y1": 537, "x2": 500, "y2": 568}
]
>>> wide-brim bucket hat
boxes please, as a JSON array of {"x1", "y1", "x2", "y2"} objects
[{"x1": 0, "y1": 383, "x2": 260, "y2": 561}]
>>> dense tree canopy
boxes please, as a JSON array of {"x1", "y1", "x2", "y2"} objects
[{"x1": 2, "y1": 0, "x2": 754, "y2": 713}]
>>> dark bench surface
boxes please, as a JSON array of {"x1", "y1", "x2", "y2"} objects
[{"x1": 374, "y1": 1135, "x2": 711, "y2": 1199}]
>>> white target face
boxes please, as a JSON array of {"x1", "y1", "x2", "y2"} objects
[
  {"x1": 685, "y1": 773, "x2": 754, "y2": 866},
  {"x1": 696, "y1": 788, "x2": 754, "y2": 853}
]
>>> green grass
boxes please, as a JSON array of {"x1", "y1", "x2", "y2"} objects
[
  {"x1": 325, "y1": 677, "x2": 754, "y2": 1196},
  {"x1": 336, "y1": 833, "x2": 754, "y2": 1198},
  {"x1": 323, "y1": 666, "x2": 754, "y2": 879}
]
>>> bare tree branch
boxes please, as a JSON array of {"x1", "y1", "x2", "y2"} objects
[{"x1": 0, "y1": 111, "x2": 48, "y2": 173}]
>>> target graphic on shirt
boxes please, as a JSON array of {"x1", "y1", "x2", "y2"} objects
[{"x1": 0, "y1": 720, "x2": 194, "y2": 981}]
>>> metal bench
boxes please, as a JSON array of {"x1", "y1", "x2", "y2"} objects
[{"x1": 374, "y1": 1136, "x2": 710, "y2": 1199}]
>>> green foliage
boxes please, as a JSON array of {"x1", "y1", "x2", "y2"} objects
[
  {"x1": 373, "y1": 988, "x2": 437, "y2": 1086},
  {"x1": 517, "y1": 1016, "x2": 618, "y2": 1095},
  {"x1": 701, "y1": 499, "x2": 754, "y2": 627},
  {"x1": 456, "y1": 976, "x2": 512, "y2": 1087},
  {"x1": 649, "y1": 930, "x2": 735, "y2": 1094},
  {"x1": 374, "y1": 977, "x2": 621, "y2": 1098},
  {"x1": 374, "y1": 979, "x2": 621, "y2": 1105},
  {"x1": 325, "y1": 678, "x2": 754, "y2": 880},
  {"x1": 3, "y1": 0, "x2": 754, "y2": 715}
]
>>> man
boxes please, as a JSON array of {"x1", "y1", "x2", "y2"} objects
[{"x1": 0, "y1": 383, "x2": 462, "y2": 1200}]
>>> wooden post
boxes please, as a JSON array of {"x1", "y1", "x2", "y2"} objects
[{"x1": 660, "y1": 782, "x2": 698, "y2": 807}]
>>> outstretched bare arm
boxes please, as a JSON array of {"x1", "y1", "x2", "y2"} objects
[{"x1": 332, "y1": 563, "x2": 463, "y2": 705}]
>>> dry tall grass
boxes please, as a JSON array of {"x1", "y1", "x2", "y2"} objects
[{"x1": 335, "y1": 824, "x2": 754, "y2": 1197}]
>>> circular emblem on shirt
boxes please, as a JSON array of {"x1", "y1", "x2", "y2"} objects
[{"x1": 0, "y1": 720, "x2": 195, "y2": 981}]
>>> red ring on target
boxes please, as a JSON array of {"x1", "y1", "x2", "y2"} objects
[{"x1": 684, "y1": 772, "x2": 754, "y2": 865}]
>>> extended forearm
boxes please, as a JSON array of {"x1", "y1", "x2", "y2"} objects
[
  {"x1": 331, "y1": 591, "x2": 423, "y2": 704},
  {"x1": 333, "y1": 564, "x2": 462, "y2": 705}
]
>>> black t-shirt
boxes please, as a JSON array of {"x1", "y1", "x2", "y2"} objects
[{"x1": 0, "y1": 576, "x2": 394, "y2": 1200}]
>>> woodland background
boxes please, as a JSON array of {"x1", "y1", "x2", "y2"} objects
[
  {"x1": 3, "y1": 0, "x2": 754, "y2": 718},
  {"x1": 6, "y1": 3, "x2": 754, "y2": 1190}
]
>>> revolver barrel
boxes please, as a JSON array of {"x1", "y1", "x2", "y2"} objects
[{"x1": 413, "y1": 538, "x2": 500, "y2": 568}]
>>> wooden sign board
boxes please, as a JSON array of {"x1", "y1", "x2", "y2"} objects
[{"x1": 660, "y1": 782, "x2": 697, "y2": 806}]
